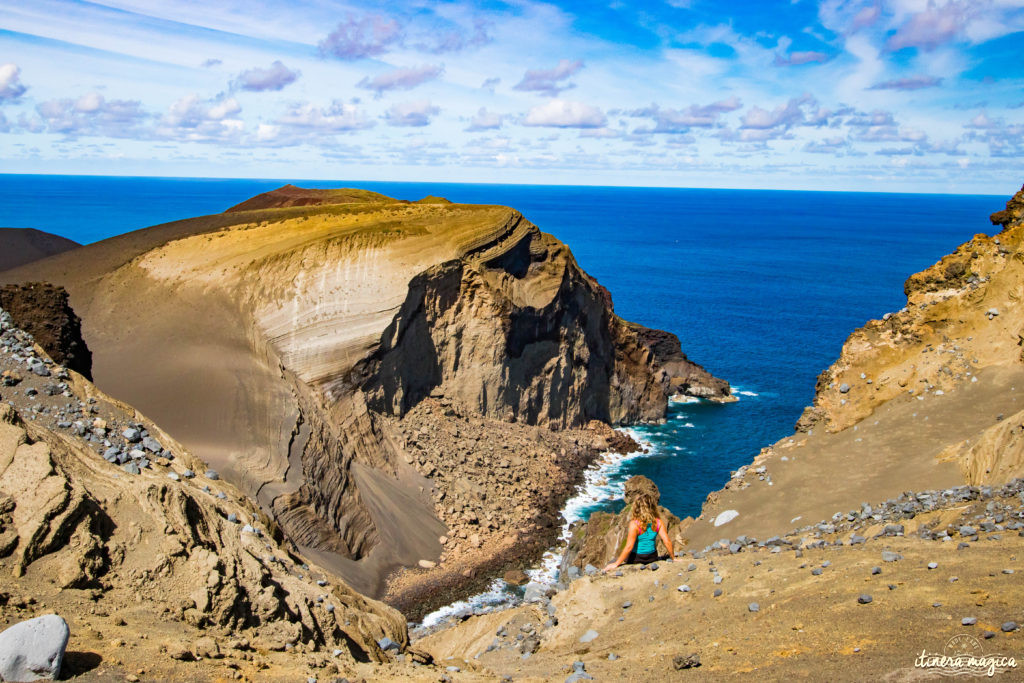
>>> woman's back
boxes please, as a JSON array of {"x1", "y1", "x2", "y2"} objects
[
  {"x1": 634, "y1": 519, "x2": 660, "y2": 555},
  {"x1": 604, "y1": 493, "x2": 674, "y2": 572}
]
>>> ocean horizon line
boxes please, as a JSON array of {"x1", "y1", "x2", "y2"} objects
[{"x1": 0, "y1": 172, "x2": 1007, "y2": 199}]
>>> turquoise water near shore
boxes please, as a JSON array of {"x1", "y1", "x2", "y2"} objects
[{"x1": 0, "y1": 174, "x2": 1002, "y2": 523}]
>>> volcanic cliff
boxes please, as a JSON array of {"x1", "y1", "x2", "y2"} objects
[
  {"x1": 0, "y1": 186, "x2": 728, "y2": 612},
  {"x1": 685, "y1": 183, "x2": 1024, "y2": 547}
]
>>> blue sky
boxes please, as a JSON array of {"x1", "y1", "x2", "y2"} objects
[{"x1": 1, "y1": 0, "x2": 1022, "y2": 193}]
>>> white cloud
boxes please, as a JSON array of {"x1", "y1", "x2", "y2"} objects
[
  {"x1": 276, "y1": 101, "x2": 374, "y2": 132},
  {"x1": 157, "y1": 94, "x2": 243, "y2": 142},
  {"x1": 0, "y1": 63, "x2": 27, "y2": 102},
  {"x1": 629, "y1": 97, "x2": 742, "y2": 133},
  {"x1": 384, "y1": 100, "x2": 440, "y2": 127},
  {"x1": 357, "y1": 64, "x2": 443, "y2": 98},
  {"x1": 869, "y1": 75, "x2": 943, "y2": 90},
  {"x1": 164, "y1": 94, "x2": 240, "y2": 128},
  {"x1": 740, "y1": 95, "x2": 812, "y2": 130},
  {"x1": 514, "y1": 59, "x2": 583, "y2": 97},
  {"x1": 34, "y1": 92, "x2": 148, "y2": 137},
  {"x1": 232, "y1": 61, "x2": 299, "y2": 92},
  {"x1": 319, "y1": 14, "x2": 403, "y2": 60},
  {"x1": 466, "y1": 107, "x2": 503, "y2": 131},
  {"x1": 523, "y1": 99, "x2": 606, "y2": 128}
]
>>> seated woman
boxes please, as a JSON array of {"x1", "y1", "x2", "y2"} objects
[{"x1": 603, "y1": 493, "x2": 673, "y2": 571}]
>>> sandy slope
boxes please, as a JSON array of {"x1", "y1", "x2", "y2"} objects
[{"x1": 420, "y1": 484, "x2": 1024, "y2": 681}]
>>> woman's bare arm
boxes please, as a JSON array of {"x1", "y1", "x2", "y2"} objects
[
  {"x1": 657, "y1": 520, "x2": 674, "y2": 561},
  {"x1": 604, "y1": 523, "x2": 639, "y2": 572}
]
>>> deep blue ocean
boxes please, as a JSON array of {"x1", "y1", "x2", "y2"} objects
[{"x1": 0, "y1": 174, "x2": 1004, "y2": 521}]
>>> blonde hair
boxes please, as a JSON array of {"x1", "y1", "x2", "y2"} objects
[{"x1": 631, "y1": 493, "x2": 658, "y2": 530}]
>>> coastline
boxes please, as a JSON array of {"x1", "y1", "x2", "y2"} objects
[
  {"x1": 380, "y1": 416, "x2": 642, "y2": 622},
  {"x1": 408, "y1": 393, "x2": 750, "y2": 629}
]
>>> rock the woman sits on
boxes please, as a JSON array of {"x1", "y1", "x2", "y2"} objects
[{"x1": 604, "y1": 493, "x2": 674, "y2": 571}]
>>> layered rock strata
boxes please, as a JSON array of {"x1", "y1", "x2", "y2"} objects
[{"x1": 0, "y1": 188, "x2": 728, "y2": 607}]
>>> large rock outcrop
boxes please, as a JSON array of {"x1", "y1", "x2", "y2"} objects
[
  {"x1": 557, "y1": 476, "x2": 682, "y2": 582},
  {"x1": 794, "y1": 182, "x2": 1024, "y2": 436},
  {"x1": 0, "y1": 308, "x2": 407, "y2": 671},
  {"x1": 0, "y1": 187, "x2": 728, "y2": 602}
]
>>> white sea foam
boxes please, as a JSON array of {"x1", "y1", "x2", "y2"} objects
[
  {"x1": 418, "y1": 578, "x2": 508, "y2": 629},
  {"x1": 417, "y1": 428, "x2": 659, "y2": 627},
  {"x1": 731, "y1": 385, "x2": 760, "y2": 398}
]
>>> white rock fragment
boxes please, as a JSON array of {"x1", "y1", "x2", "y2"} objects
[
  {"x1": 0, "y1": 614, "x2": 69, "y2": 682},
  {"x1": 713, "y1": 510, "x2": 740, "y2": 527}
]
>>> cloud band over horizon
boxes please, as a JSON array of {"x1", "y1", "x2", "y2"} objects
[{"x1": 0, "y1": 0, "x2": 1022, "y2": 193}]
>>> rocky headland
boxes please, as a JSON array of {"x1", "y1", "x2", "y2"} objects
[
  {"x1": 0, "y1": 186, "x2": 728, "y2": 628},
  {"x1": 7, "y1": 183, "x2": 1021, "y2": 680},
  {"x1": 685, "y1": 182, "x2": 1024, "y2": 549}
]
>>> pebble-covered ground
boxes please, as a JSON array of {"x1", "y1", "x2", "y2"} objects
[
  {"x1": 415, "y1": 478, "x2": 1024, "y2": 680},
  {"x1": 0, "y1": 308, "x2": 192, "y2": 479}
]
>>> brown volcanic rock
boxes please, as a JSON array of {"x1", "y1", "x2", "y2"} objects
[
  {"x1": 685, "y1": 181, "x2": 1024, "y2": 555},
  {"x1": 798, "y1": 182, "x2": 1024, "y2": 435},
  {"x1": 224, "y1": 184, "x2": 396, "y2": 212},
  {"x1": 990, "y1": 182, "x2": 1024, "y2": 227},
  {"x1": 0, "y1": 282, "x2": 92, "y2": 379},
  {"x1": 358, "y1": 226, "x2": 729, "y2": 428},
  {"x1": 0, "y1": 187, "x2": 727, "y2": 608},
  {"x1": 623, "y1": 473, "x2": 660, "y2": 504},
  {"x1": 0, "y1": 228, "x2": 80, "y2": 272},
  {"x1": 630, "y1": 325, "x2": 731, "y2": 400},
  {"x1": 379, "y1": 398, "x2": 612, "y2": 619}
]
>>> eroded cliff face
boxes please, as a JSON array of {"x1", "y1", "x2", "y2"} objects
[
  {"x1": 0, "y1": 187, "x2": 728, "y2": 603},
  {"x1": 796, "y1": 183, "x2": 1024, "y2": 442},
  {"x1": 0, "y1": 308, "x2": 407, "y2": 676},
  {"x1": 357, "y1": 225, "x2": 724, "y2": 428}
]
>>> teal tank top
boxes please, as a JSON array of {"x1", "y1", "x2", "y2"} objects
[{"x1": 635, "y1": 520, "x2": 659, "y2": 555}]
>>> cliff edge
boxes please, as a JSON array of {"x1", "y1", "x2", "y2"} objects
[{"x1": 0, "y1": 305, "x2": 410, "y2": 681}]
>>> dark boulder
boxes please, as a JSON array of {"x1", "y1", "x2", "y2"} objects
[{"x1": 0, "y1": 282, "x2": 92, "y2": 379}]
